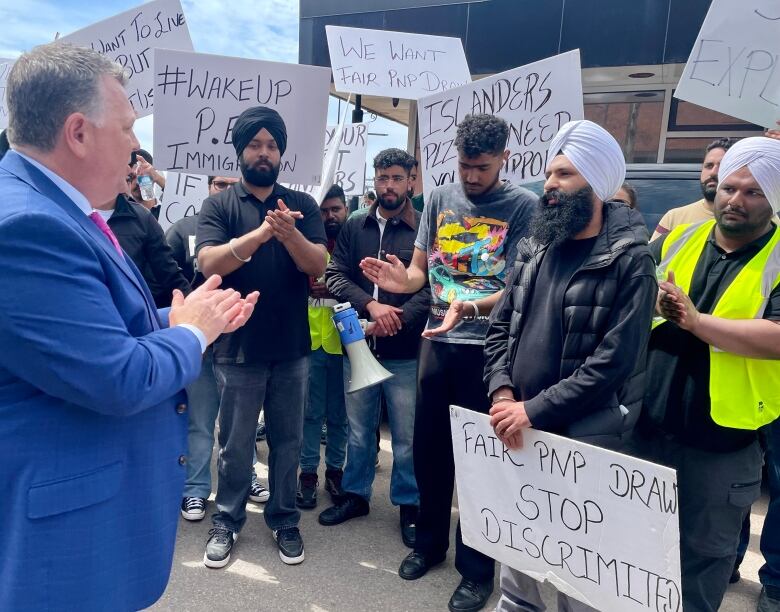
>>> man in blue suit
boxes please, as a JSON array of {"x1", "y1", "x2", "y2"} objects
[{"x1": 0, "y1": 44, "x2": 258, "y2": 611}]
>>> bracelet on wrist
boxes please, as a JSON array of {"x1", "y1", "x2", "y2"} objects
[
  {"x1": 491, "y1": 396, "x2": 514, "y2": 406},
  {"x1": 228, "y1": 238, "x2": 251, "y2": 263}
]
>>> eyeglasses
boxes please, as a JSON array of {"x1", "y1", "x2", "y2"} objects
[
  {"x1": 211, "y1": 180, "x2": 233, "y2": 190},
  {"x1": 374, "y1": 176, "x2": 408, "y2": 186}
]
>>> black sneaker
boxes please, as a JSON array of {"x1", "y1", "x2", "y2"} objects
[
  {"x1": 273, "y1": 527, "x2": 305, "y2": 565},
  {"x1": 318, "y1": 493, "x2": 370, "y2": 526},
  {"x1": 324, "y1": 468, "x2": 344, "y2": 501},
  {"x1": 203, "y1": 527, "x2": 237, "y2": 569},
  {"x1": 249, "y1": 478, "x2": 270, "y2": 503},
  {"x1": 400, "y1": 504, "x2": 418, "y2": 548},
  {"x1": 181, "y1": 496, "x2": 206, "y2": 521},
  {"x1": 296, "y1": 472, "x2": 318, "y2": 509}
]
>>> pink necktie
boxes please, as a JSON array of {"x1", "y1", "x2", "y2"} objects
[{"x1": 88, "y1": 211, "x2": 124, "y2": 257}]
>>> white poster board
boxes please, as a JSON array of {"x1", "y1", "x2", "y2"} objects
[
  {"x1": 417, "y1": 50, "x2": 583, "y2": 196},
  {"x1": 450, "y1": 406, "x2": 681, "y2": 612},
  {"x1": 152, "y1": 49, "x2": 331, "y2": 184},
  {"x1": 57, "y1": 0, "x2": 193, "y2": 117},
  {"x1": 157, "y1": 172, "x2": 209, "y2": 232},
  {"x1": 0, "y1": 61, "x2": 12, "y2": 130},
  {"x1": 675, "y1": 0, "x2": 780, "y2": 128},
  {"x1": 285, "y1": 123, "x2": 368, "y2": 197},
  {"x1": 327, "y1": 25, "x2": 471, "y2": 99}
]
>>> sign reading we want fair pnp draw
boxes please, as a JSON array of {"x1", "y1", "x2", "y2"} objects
[
  {"x1": 152, "y1": 49, "x2": 331, "y2": 184},
  {"x1": 417, "y1": 50, "x2": 582, "y2": 196},
  {"x1": 674, "y1": 0, "x2": 780, "y2": 128},
  {"x1": 57, "y1": 0, "x2": 193, "y2": 117},
  {"x1": 450, "y1": 406, "x2": 681, "y2": 612},
  {"x1": 327, "y1": 25, "x2": 471, "y2": 100}
]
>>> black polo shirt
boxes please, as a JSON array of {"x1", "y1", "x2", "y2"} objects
[
  {"x1": 644, "y1": 225, "x2": 780, "y2": 452},
  {"x1": 196, "y1": 181, "x2": 327, "y2": 364}
]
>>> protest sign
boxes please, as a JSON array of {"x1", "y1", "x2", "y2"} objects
[
  {"x1": 0, "y1": 61, "x2": 12, "y2": 130},
  {"x1": 417, "y1": 50, "x2": 583, "y2": 195},
  {"x1": 58, "y1": 0, "x2": 193, "y2": 117},
  {"x1": 152, "y1": 48, "x2": 331, "y2": 184},
  {"x1": 157, "y1": 172, "x2": 209, "y2": 233},
  {"x1": 285, "y1": 123, "x2": 368, "y2": 197},
  {"x1": 327, "y1": 25, "x2": 471, "y2": 100},
  {"x1": 450, "y1": 406, "x2": 681, "y2": 612},
  {"x1": 675, "y1": 0, "x2": 780, "y2": 128}
]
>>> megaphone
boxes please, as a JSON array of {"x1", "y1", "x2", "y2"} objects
[{"x1": 333, "y1": 302, "x2": 394, "y2": 393}]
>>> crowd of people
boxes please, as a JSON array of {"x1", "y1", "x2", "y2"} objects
[{"x1": 0, "y1": 42, "x2": 779, "y2": 612}]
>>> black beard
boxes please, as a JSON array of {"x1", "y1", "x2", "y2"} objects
[
  {"x1": 324, "y1": 221, "x2": 342, "y2": 239},
  {"x1": 239, "y1": 155, "x2": 280, "y2": 187},
  {"x1": 701, "y1": 179, "x2": 717, "y2": 202},
  {"x1": 529, "y1": 187, "x2": 595, "y2": 245},
  {"x1": 378, "y1": 192, "x2": 404, "y2": 211}
]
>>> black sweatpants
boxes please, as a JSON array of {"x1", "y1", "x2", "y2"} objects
[{"x1": 413, "y1": 338, "x2": 495, "y2": 583}]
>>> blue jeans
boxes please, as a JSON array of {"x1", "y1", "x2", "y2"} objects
[
  {"x1": 300, "y1": 348, "x2": 348, "y2": 474},
  {"x1": 212, "y1": 357, "x2": 308, "y2": 533},
  {"x1": 341, "y1": 358, "x2": 418, "y2": 506},
  {"x1": 184, "y1": 347, "x2": 220, "y2": 499}
]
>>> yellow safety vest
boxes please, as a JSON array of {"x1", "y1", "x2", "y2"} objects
[
  {"x1": 653, "y1": 220, "x2": 780, "y2": 430},
  {"x1": 308, "y1": 253, "x2": 342, "y2": 355}
]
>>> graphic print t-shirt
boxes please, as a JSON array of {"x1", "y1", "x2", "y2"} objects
[{"x1": 415, "y1": 181, "x2": 536, "y2": 344}]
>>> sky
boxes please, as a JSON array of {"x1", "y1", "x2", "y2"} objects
[{"x1": 0, "y1": 0, "x2": 408, "y2": 189}]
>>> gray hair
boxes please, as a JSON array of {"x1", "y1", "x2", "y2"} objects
[{"x1": 7, "y1": 43, "x2": 126, "y2": 151}]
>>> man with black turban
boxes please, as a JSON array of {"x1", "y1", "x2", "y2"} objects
[{"x1": 196, "y1": 106, "x2": 328, "y2": 569}]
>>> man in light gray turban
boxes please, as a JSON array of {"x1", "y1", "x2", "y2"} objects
[
  {"x1": 635, "y1": 135, "x2": 780, "y2": 612},
  {"x1": 483, "y1": 119, "x2": 658, "y2": 611}
]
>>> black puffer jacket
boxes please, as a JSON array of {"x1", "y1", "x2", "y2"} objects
[{"x1": 483, "y1": 202, "x2": 658, "y2": 448}]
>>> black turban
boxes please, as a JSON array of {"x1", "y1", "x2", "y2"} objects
[{"x1": 231, "y1": 106, "x2": 288, "y2": 158}]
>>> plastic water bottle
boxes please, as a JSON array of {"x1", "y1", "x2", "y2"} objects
[{"x1": 138, "y1": 174, "x2": 155, "y2": 201}]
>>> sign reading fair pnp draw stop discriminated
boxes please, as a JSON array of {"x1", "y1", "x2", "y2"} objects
[
  {"x1": 450, "y1": 406, "x2": 681, "y2": 612},
  {"x1": 675, "y1": 0, "x2": 780, "y2": 129},
  {"x1": 326, "y1": 25, "x2": 471, "y2": 100},
  {"x1": 57, "y1": 0, "x2": 193, "y2": 118},
  {"x1": 417, "y1": 50, "x2": 583, "y2": 197},
  {"x1": 152, "y1": 48, "x2": 331, "y2": 184}
]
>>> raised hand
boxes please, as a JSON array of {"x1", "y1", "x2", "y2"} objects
[
  {"x1": 360, "y1": 254, "x2": 409, "y2": 293},
  {"x1": 422, "y1": 299, "x2": 469, "y2": 338}
]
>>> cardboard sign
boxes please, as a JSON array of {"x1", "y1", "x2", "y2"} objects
[
  {"x1": 57, "y1": 0, "x2": 193, "y2": 117},
  {"x1": 157, "y1": 172, "x2": 210, "y2": 232},
  {"x1": 327, "y1": 25, "x2": 471, "y2": 100},
  {"x1": 285, "y1": 123, "x2": 368, "y2": 197},
  {"x1": 450, "y1": 406, "x2": 681, "y2": 612},
  {"x1": 152, "y1": 48, "x2": 331, "y2": 183},
  {"x1": 675, "y1": 0, "x2": 780, "y2": 128},
  {"x1": 0, "y1": 61, "x2": 12, "y2": 130},
  {"x1": 417, "y1": 50, "x2": 583, "y2": 196}
]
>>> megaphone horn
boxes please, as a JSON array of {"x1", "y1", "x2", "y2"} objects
[{"x1": 333, "y1": 302, "x2": 394, "y2": 393}]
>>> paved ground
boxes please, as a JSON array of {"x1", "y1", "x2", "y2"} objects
[{"x1": 150, "y1": 427, "x2": 768, "y2": 611}]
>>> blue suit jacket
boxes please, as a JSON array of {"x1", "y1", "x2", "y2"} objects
[{"x1": 0, "y1": 152, "x2": 203, "y2": 611}]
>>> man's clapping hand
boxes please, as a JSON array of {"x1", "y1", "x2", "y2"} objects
[{"x1": 169, "y1": 274, "x2": 259, "y2": 345}]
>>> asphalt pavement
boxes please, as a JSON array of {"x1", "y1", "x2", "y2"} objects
[{"x1": 149, "y1": 427, "x2": 768, "y2": 611}]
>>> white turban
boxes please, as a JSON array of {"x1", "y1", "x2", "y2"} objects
[
  {"x1": 718, "y1": 137, "x2": 780, "y2": 214},
  {"x1": 546, "y1": 120, "x2": 626, "y2": 202}
]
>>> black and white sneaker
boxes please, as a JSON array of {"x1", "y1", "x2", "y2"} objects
[
  {"x1": 273, "y1": 527, "x2": 305, "y2": 565},
  {"x1": 249, "y1": 478, "x2": 270, "y2": 503},
  {"x1": 203, "y1": 527, "x2": 237, "y2": 569},
  {"x1": 181, "y1": 496, "x2": 206, "y2": 521}
]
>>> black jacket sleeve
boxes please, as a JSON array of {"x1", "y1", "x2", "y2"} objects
[
  {"x1": 165, "y1": 223, "x2": 193, "y2": 285},
  {"x1": 483, "y1": 264, "x2": 521, "y2": 396},
  {"x1": 144, "y1": 214, "x2": 192, "y2": 304},
  {"x1": 399, "y1": 282, "x2": 431, "y2": 327},
  {"x1": 325, "y1": 219, "x2": 376, "y2": 313},
  {"x1": 523, "y1": 251, "x2": 658, "y2": 430}
]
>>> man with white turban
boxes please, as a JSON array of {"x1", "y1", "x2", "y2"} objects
[
  {"x1": 634, "y1": 136, "x2": 780, "y2": 612},
  {"x1": 483, "y1": 119, "x2": 658, "y2": 611}
]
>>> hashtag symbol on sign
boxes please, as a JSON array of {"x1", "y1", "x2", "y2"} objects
[{"x1": 157, "y1": 65, "x2": 187, "y2": 95}]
